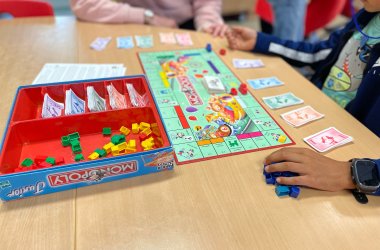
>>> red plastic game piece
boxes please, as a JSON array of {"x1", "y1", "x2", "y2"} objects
[
  {"x1": 230, "y1": 88, "x2": 238, "y2": 95},
  {"x1": 219, "y1": 48, "x2": 226, "y2": 56},
  {"x1": 55, "y1": 156, "x2": 65, "y2": 165},
  {"x1": 238, "y1": 83, "x2": 248, "y2": 95}
]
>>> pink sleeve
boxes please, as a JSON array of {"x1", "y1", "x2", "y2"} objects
[
  {"x1": 193, "y1": 0, "x2": 224, "y2": 31},
  {"x1": 70, "y1": 0, "x2": 145, "y2": 24}
]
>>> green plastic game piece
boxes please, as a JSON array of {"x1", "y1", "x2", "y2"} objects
[
  {"x1": 61, "y1": 136, "x2": 71, "y2": 147},
  {"x1": 68, "y1": 132, "x2": 80, "y2": 141},
  {"x1": 21, "y1": 158, "x2": 34, "y2": 167},
  {"x1": 102, "y1": 127, "x2": 112, "y2": 136},
  {"x1": 45, "y1": 157, "x2": 56, "y2": 165},
  {"x1": 111, "y1": 134, "x2": 125, "y2": 145},
  {"x1": 74, "y1": 154, "x2": 84, "y2": 162},
  {"x1": 94, "y1": 148, "x2": 107, "y2": 158},
  {"x1": 71, "y1": 139, "x2": 82, "y2": 153}
]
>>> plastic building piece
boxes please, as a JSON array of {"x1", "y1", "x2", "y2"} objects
[
  {"x1": 34, "y1": 155, "x2": 48, "y2": 164},
  {"x1": 230, "y1": 88, "x2": 238, "y2": 95},
  {"x1": 289, "y1": 186, "x2": 300, "y2": 198},
  {"x1": 139, "y1": 122, "x2": 150, "y2": 130},
  {"x1": 205, "y1": 43, "x2": 212, "y2": 52},
  {"x1": 238, "y1": 83, "x2": 248, "y2": 95},
  {"x1": 39, "y1": 162, "x2": 52, "y2": 168},
  {"x1": 111, "y1": 134, "x2": 126, "y2": 145},
  {"x1": 102, "y1": 127, "x2": 112, "y2": 136},
  {"x1": 61, "y1": 136, "x2": 71, "y2": 147},
  {"x1": 68, "y1": 132, "x2": 80, "y2": 141},
  {"x1": 128, "y1": 140, "x2": 136, "y2": 149},
  {"x1": 119, "y1": 126, "x2": 131, "y2": 136},
  {"x1": 141, "y1": 137, "x2": 155, "y2": 150},
  {"x1": 263, "y1": 164, "x2": 300, "y2": 198},
  {"x1": 71, "y1": 139, "x2": 82, "y2": 153},
  {"x1": 45, "y1": 157, "x2": 56, "y2": 165},
  {"x1": 74, "y1": 154, "x2": 84, "y2": 162},
  {"x1": 88, "y1": 152, "x2": 100, "y2": 160},
  {"x1": 103, "y1": 142, "x2": 115, "y2": 154},
  {"x1": 139, "y1": 133, "x2": 148, "y2": 140},
  {"x1": 132, "y1": 123, "x2": 139, "y2": 134},
  {"x1": 55, "y1": 156, "x2": 65, "y2": 165},
  {"x1": 21, "y1": 158, "x2": 34, "y2": 167},
  {"x1": 219, "y1": 48, "x2": 226, "y2": 56},
  {"x1": 277, "y1": 135, "x2": 287, "y2": 143},
  {"x1": 111, "y1": 142, "x2": 128, "y2": 156},
  {"x1": 95, "y1": 148, "x2": 107, "y2": 158},
  {"x1": 275, "y1": 185, "x2": 290, "y2": 197}
]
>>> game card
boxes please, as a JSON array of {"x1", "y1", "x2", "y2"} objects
[
  {"x1": 233, "y1": 59, "x2": 264, "y2": 69},
  {"x1": 87, "y1": 86, "x2": 106, "y2": 112},
  {"x1": 263, "y1": 92, "x2": 304, "y2": 109},
  {"x1": 90, "y1": 37, "x2": 112, "y2": 51},
  {"x1": 64, "y1": 89, "x2": 85, "y2": 115},
  {"x1": 107, "y1": 84, "x2": 127, "y2": 109},
  {"x1": 281, "y1": 106, "x2": 324, "y2": 127},
  {"x1": 159, "y1": 32, "x2": 176, "y2": 44},
  {"x1": 247, "y1": 77, "x2": 284, "y2": 90},
  {"x1": 116, "y1": 36, "x2": 134, "y2": 49},
  {"x1": 41, "y1": 93, "x2": 64, "y2": 118},
  {"x1": 175, "y1": 33, "x2": 193, "y2": 46},
  {"x1": 135, "y1": 35, "x2": 153, "y2": 48},
  {"x1": 303, "y1": 127, "x2": 353, "y2": 152}
]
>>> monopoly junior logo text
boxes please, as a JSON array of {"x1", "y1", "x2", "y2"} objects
[{"x1": 47, "y1": 161, "x2": 138, "y2": 186}]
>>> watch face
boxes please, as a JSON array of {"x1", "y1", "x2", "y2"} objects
[{"x1": 356, "y1": 160, "x2": 380, "y2": 186}]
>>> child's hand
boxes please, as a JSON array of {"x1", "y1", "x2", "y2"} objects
[
  {"x1": 203, "y1": 24, "x2": 229, "y2": 37},
  {"x1": 226, "y1": 26, "x2": 257, "y2": 51},
  {"x1": 264, "y1": 147, "x2": 355, "y2": 192}
]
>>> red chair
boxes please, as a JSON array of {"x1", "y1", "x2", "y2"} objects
[
  {"x1": 0, "y1": 0, "x2": 54, "y2": 18},
  {"x1": 255, "y1": 0, "x2": 353, "y2": 37}
]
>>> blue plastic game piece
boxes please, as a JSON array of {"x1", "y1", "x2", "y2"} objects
[
  {"x1": 289, "y1": 186, "x2": 300, "y2": 198},
  {"x1": 205, "y1": 43, "x2": 212, "y2": 52},
  {"x1": 265, "y1": 176, "x2": 276, "y2": 185},
  {"x1": 275, "y1": 185, "x2": 290, "y2": 197}
]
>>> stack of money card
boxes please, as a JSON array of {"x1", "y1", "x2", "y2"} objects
[
  {"x1": 87, "y1": 86, "x2": 106, "y2": 112},
  {"x1": 64, "y1": 89, "x2": 85, "y2": 115}
]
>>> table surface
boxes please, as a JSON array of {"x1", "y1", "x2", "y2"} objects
[{"x1": 0, "y1": 17, "x2": 380, "y2": 250}]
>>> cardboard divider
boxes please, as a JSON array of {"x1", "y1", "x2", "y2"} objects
[{"x1": 0, "y1": 107, "x2": 169, "y2": 174}]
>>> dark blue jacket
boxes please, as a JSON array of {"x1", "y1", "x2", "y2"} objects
[{"x1": 253, "y1": 10, "x2": 380, "y2": 138}]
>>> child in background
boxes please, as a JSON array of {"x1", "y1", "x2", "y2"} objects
[
  {"x1": 70, "y1": 0, "x2": 228, "y2": 37},
  {"x1": 226, "y1": 0, "x2": 380, "y2": 197}
]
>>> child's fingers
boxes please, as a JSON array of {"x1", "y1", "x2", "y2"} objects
[{"x1": 276, "y1": 176, "x2": 308, "y2": 186}]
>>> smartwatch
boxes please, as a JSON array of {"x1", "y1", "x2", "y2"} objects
[
  {"x1": 144, "y1": 9, "x2": 154, "y2": 25},
  {"x1": 350, "y1": 158, "x2": 380, "y2": 194}
]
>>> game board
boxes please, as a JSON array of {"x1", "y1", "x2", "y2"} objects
[{"x1": 139, "y1": 48, "x2": 295, "y2": 164}]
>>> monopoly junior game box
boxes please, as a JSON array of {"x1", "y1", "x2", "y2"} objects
[{"x1": 0, "y1": 75, "x2": 174, "y2": 201}]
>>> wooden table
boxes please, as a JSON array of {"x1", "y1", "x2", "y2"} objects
[{"x1": 1, "y1": 17, "x2": 380, "y2": 250}]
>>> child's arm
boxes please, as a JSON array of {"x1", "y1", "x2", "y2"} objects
[
  {"x1": 193, "y1": 0, "x2": 225, "y2": 34},
  {"x1": 70, "y1": 0, "x2": 146, "y2": 24}
]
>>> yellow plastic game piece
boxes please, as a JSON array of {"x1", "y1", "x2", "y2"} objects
[
  {"x1": 119, "y1": 126, "x2": 131, "y2": 136},
  {"x1": 103, "y1": 142, "x2": 115, "y2": 154},
  {"x1": 141, "y1": 127, "x2": 152, "y2": 136},
  {"x1": 278, "y1": 135, "x2": 287, "y2": 143},
  {"x1": 141, "y1": 137, "x2": 155, "y2": 150},
  {"x1": 132, "y1": 123, "x2": 139, "y2": 134},
  {"x1": 125, "y1": 147, "x2": 137, "y2": 153},
  {"x1": 88, "y1": 152, "x2": 100, "y2": 160},
  {"x1": 139, "y1": 122, "x2": 150, "y2": 130},
  {"x1": 128, "y1": 139, "x2": 136, "y2": 149}
]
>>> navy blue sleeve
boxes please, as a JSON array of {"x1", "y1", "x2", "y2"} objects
[{"x1": 252, "y1": 19, "x2": 355, "y2": 68}]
